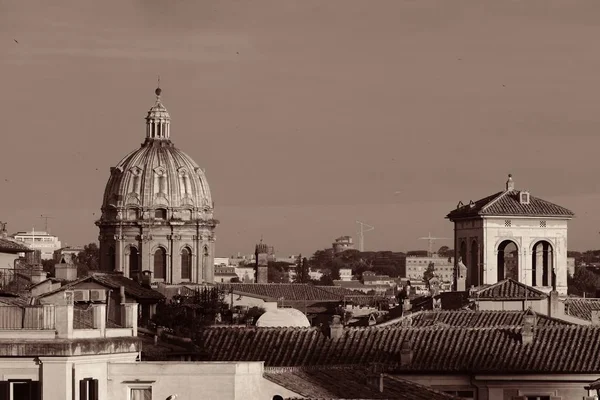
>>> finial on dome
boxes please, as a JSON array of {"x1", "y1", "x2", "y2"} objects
[
  {"x1": 506, "y1": 174, "x2": 515, "y2": 191},
  {"x1": 155, "y1": 75, "x2": 162, "y2": 97}
]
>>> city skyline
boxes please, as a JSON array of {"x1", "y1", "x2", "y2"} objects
[{"x1": 2, "y1": 1, "x2": 600, "y2": 256}]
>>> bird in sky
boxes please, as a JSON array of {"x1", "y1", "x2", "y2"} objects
[{"x1": 14, "y1": 39, "x2": 18, "y2": 44}]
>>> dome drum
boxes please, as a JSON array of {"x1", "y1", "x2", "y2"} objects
[{"x1": 96, "y1": 87, "x2": 218, "y2": 284}]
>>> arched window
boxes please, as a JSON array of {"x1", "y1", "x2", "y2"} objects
[
  {"x1": 154, "y1": 247, "x2": 167, "y2": 280},
  {"x1": 532, "y1": 240, "x2": 554, "y2": 288},
  {"x1": 181, "y1": 247, "x2": 192, "y2": 280},
  {"x1": 107, "y1": 246, "x2": 116, "y2": 271},
  {"x1": 129, "y1": 247, "x2": 139, "y2": 279},
  {"x1": 155, "y1": 208, "x2": 167, "y2": 219},
  {"x1": 497, "y1": 240, "x2": 519, "y2": 281}
]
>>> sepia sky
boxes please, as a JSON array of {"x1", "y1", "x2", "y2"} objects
[{"x1": 2, "y1": 0, "x2": 600, "y2": 256}]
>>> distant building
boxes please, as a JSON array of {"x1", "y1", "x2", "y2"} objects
[
  {"x1": 339, "y1": 268, "x2": 353, "y2": 281},
  {"x1": 332, "y1": 236, "x2": 355, "y2": 254},
  {"x1": 406, "y1": 255, "x2": 454, "y2": 283},
  {"x1": 362, "y1": 271, "x2": 394, "y2": 287},
  {"x1": 11, "y1": 230, "x2": 61, "y2": 260}
]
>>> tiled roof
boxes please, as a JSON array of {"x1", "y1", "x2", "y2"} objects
[
  {"x1": 266, "y1": 366, "x2": 459, "y2": 400},
  {"x1": 0, "y1": 293, "x2": 30, "y2": 306},
  {"x1": 471, "y1": 278, "x2": 547, "y2": 300},
  {"x1": 446, "y1": 190, "x2": 574, "y2": 220},
  {"x1": 563, "y1": 298, "x2": 600, "y2": 321},
  {"x1": 317, "y1": 286, "x2": 379, "y2": 306},
  {"x1": 37, "y1": 273, "x2": 164, "y2": 301},
  {"x1": 378, "y1": 310, "x2": 572, "y2": 328},
  {"x1": 0, "y1": 238, "x2": 32, "y2": 253},
  {"x1": 199, "y1": 324, "x2": 600, "y2": 373},
  {"x1": 218, "y1": 283, "x2": 343, "y2": 302}
]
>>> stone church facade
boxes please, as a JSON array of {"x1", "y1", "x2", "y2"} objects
[{"x1": 96, "y1": 87, "x2": 218, "y2": 284}]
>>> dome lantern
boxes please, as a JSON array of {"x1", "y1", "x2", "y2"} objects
[{"x1": 145, "y1": 84, "x2": 171, "y2": 140}]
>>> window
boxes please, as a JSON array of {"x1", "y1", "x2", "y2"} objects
[
  {"x1": 154, "y1": 248, "x2": 167, "y2": 280},
  {"x1": 539, "y1": 220, "x2": 546, "y2": 228},
  {"x1": 80, "y1": 378, "x2": 99, "y2": 400},
  {"x1": 505, "y1": 220, "x2": 512, "y2": 227},
  {"x1": 181, "y1": 247, "x2": 192, "y2": 280},
  {"x1": 443, "y1": 390, "x2": 475, "y2": 399},
  {"x1": 154, "y1": 208, "x2": 167, "y2": 219},
  {"x1": 130, "y1": 387, "x2": 152, "y2": 400},
  {"x1": 0, "y1": 380, "x2": 41, "y2": 400},
  {"x1": 520, "y1": 191, "x2": 530, "y2": 204}
]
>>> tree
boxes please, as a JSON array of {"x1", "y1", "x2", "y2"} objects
[
  {"x1": 423, "y1": 262, "x2": 436, "y2": 287},
  {"x1": 294, "y1": 256, "x2": 311, "y2": 284},
  {"x1": 152, "y1": 287, "x2": 227, "y2": 338},
  {"x1": 568, "y1": 266, "x2": 600, "y2": 297},
  {"x1": 75, "y1": 243, "x2": 100, "y2": 276}
]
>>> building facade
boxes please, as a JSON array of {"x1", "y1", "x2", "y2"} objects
[
  {"x1": 10, "y1": 230, "x2": 61, "y2": 260},
  {"x1": 406, "y1": 255, "x2": 455, "y2": 282},
  {"x1": 446, "y1": 175, "x2": 574, "y2": 295},
  {"x1": 96, "y1": 87, "x2": 218, "y2": 284},
  {"x1": 333, "y1": 235, "x2": 355, "y2": 254}
]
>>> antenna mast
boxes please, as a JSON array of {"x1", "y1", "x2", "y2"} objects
[
  {"x1": 418, "y1": 232, "x2": 450, "y2": 257},
  {"x1": 356, "y1": 221, "x2": 375, "y2": 252},
  {"x1": 40, "y1": 215, "x2": 54, "y2": 232}
]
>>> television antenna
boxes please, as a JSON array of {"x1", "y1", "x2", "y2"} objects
[
  {"x1": 356, "y1": 220, "x2": 374, "y2": 252},
  {"x1": 418, "y1": 232, "x2": 449, "y2": 257},
  {"x1": 40, "y1": 215, "x2": 54, "y2": 232}
]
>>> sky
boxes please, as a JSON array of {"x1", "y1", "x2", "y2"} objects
[{"x1": 1, "y1": 0, "x2": 600, "y2": 257}]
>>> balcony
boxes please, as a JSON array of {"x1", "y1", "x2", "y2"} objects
[{"x1": 0, "y1": 290, "x2": 139, "y2": 340}]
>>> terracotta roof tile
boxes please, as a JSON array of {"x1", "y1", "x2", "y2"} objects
[
  {"x1": 0, "y1": 238, "x2": 32, "y2": 253},
  {"x1": 379, "y1": 310, "x2": 571, "y2": 328},
  {"x1": 471, "y1": 278, "x2": 547, "y2": 300},
  {"x1": 266, "y1": 366, "x2": 459, "y2": 399},
  {"x1": 564, "y1": 298, "x2": 600, "y2": 321},
  {"x1": 37, "y1": 273, "x2": 164, "y2": 301},
  {"x1": 218, "y1": 283, "x2": 343, "y2": 302},
  {"x1": 446, "y1": 190, "x2": 574, "y2": 220},
  {"x1": 199, "y1": 324, "x2": 600, "y2": 373}
]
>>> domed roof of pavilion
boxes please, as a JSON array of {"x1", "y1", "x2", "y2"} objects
[
  {"x1": 100, "y1": 87, "x2": 212, "y2": 213},
  {"x1": 255, "y1": 308, "x2": 311, "y2": 328}
]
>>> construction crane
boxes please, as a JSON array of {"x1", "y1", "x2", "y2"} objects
[
  {"x1": 356, "y1": 220, "x2": 374, "y2": 252},
  {"x1": 40, "y1": 215, "x2": 54, "y2": 232},
  {"x1": 418, "y1": 232, "x2": 449, "y2": 257}
]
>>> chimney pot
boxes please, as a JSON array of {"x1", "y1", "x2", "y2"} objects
[
  {"x1": 400, "y1": 340, "x2": 413, "y2": 366},
  {"x1": 522, "y1": 309, "x2": 536, "y2": 345},
  {"x1": 591, "y1": 309, "x2": 600, "y2": 326},
  {"x1": 329, "y1": 314, "x2": 344, "y2": 340}
]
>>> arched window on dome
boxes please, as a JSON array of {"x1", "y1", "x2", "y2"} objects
[
  {"x1": 154, "y1": 247, "x2": 167, "y2": 280},
  {"x1": 155, "y1": 208, "x2": 167, "y2": 220},
  {"x1": 129, "y1": 247, "x2": 139, "y2": 280},
  {"x1": 181, "y1": 247, "x2": 192, "y2": 280}
]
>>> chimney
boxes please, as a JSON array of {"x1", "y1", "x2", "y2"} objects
[
  {"x1": 0, "y1": 221, "x2": 6, "y2": 238},
  {"x1": 548, "y1": 291, "x2": 564, "y2": 318},
  {"x1": 506, "y1": 174, "x2": 515, "y2": 191},
  {"x1": 54, "y1": 256, "x2": 77, "y2": 281},
  {"x1": 329, "y1": 315, "x2": 344, "y2": 340},
  {"x1": 119, "y1": 285, "x2": 126, "y2": 303},
  {"x1": 402, "y1": 299, "x2": 412, "y2": 314},
  {"x1": 522, "y1": 308, "x2": 536, "y2": 345},
  {"x1": 591, "y1": 309, "x2": 600, "y2": 326},
  {"x1": 30, "y1": 266, "x2": 48, "y2": 285},
  {"x1": 141, "y1": 270, "x2": 152, "y2": 287},
  {"x1": 400, "y1": 340, "x2": 413, "y2": 366},
  {"x1": 365, "y1": 373, "x2": 384, "y2": 393}
]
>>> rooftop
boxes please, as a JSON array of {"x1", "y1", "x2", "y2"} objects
[
  {"x1": 470, "y1": 278, "x2": 548, "y2": 300},
  {"x1": 266, "y1": 366, "x2": 459, "y2": 400},
  {"x1": 563, "y1": 297, "x2": 600, "y2": 321},
  {"x1": 198, "y1": 324, "x2": 600, "y2": 373},
  {"x1": 446, "y1": 175, "x2": 574, "y2": 220},
  {"x1": 0, "y1": 237, "x2": 33, "y2": 254}
]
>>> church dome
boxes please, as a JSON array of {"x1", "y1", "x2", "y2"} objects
[{"x1": 100, "y1": 87, "x2": 213, "y2": 218}]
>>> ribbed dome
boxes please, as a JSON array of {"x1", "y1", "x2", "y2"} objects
[
  {"x1": 100, "y1": 87, "x2": 213, "y2": 216},
  {"x1": 102, "y1": 140, "x2": 212, "y2": 211}
]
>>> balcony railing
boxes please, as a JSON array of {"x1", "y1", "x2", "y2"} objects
[{"x1": 0, "y1": 304, "x2": 55, "y2": 330}]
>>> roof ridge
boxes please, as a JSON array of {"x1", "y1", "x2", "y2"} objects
[{"x1": 480, "y1": 189, "x2": 511, "y2": 213}]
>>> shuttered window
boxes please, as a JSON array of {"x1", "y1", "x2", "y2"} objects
[{"x1": 79, "y1": 378, "x2": 99, "y2": 400}]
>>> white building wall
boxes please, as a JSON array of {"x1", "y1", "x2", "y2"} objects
[{"x1": 482, "y1": 217, "x2": 568, "y2": 294}]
